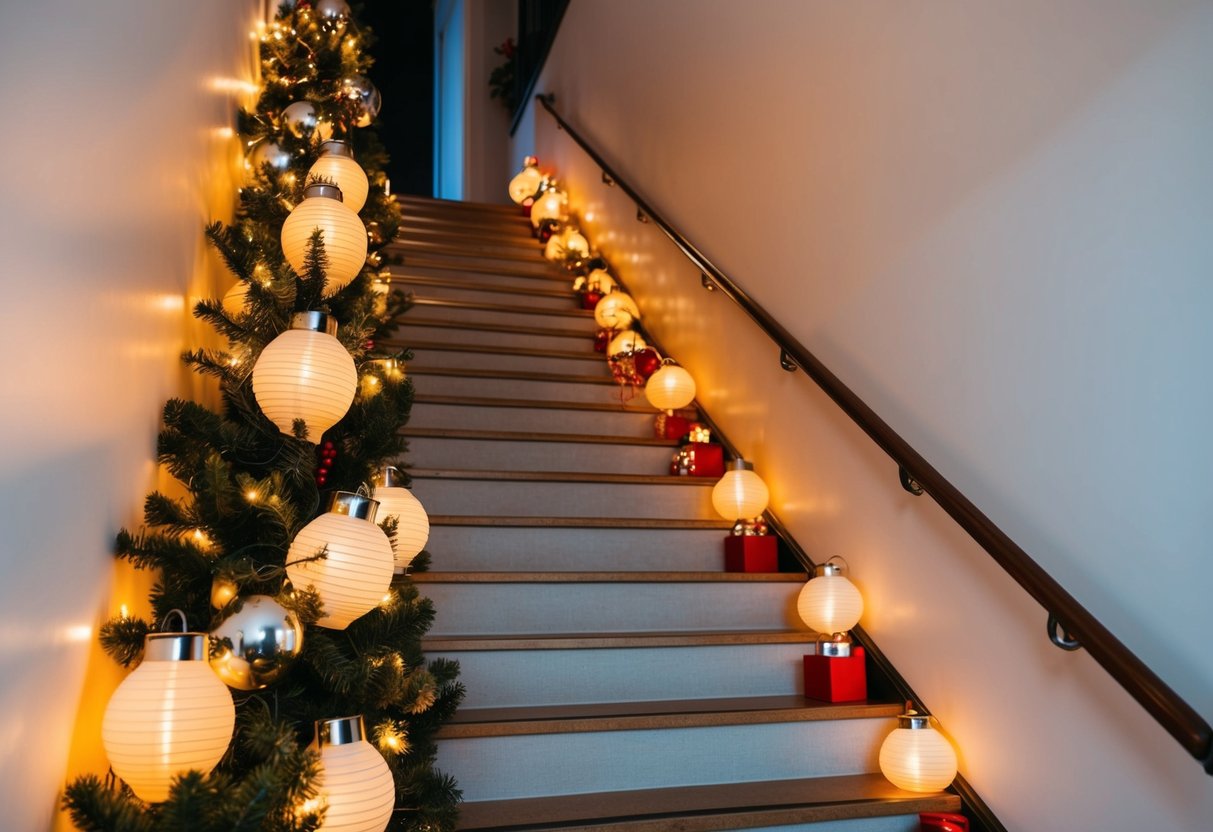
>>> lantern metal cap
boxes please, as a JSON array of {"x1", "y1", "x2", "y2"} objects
[
  {"x1": 319, "y1": 139, "x2": 355, "y2": 159},
  {"x1": 303, "y1": 180, "x2": 344, "y2": 202},
  {"x1": 325, "y1": 490, "x2": 379, "y2": 522},
  {"x1": 815, "y1": 562, "x2": 846, "y2": 578},
  {"x1": 372, "y1": 465, "x2": 407, "y2": 489},
  {"x1": 817, "y1": 633, "x2": 853, "y2": 657},
  {"x1": 316, "y1": 715, "x2": 365, "y2": 747},
  {"x1": 290, "y1": 311, "x2": 339, "y2": 337},
  {"x1": 729, "y1": 458, "x2": 754, "y2": 472},
  {"x1": 897, "y1": 709, "x2": 933, "y2": 730},
  {"x1": 144, "y1": 632, "x2": 208, "y2": 662}
]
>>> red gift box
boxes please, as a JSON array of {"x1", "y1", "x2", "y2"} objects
[
  {"x1": 803, "y1": 646, "x2": 867, "y2": 703},
  {"x1": 654, "y1": 413, "x2": 691, "y2": 440},
  {"x1": 723, "y1": 535, "x2": 778, "y2": 572},
  {"x1": 683, "y1": 442, "x2": 723, "y2": 477},
  {"x1": 920, "y1": 813, "x2": 968, "y2": 831}
]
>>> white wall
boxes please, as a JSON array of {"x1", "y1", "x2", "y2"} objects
[
  {"x1": 463, "y1": 0, "x2": 517, "y2": 204},
  {"x1": 0, "y1": 1, "x2": 259, "y2": 828},
  {"x1": 515, "y1": 1, "x2": 1213, "y2": 828}
]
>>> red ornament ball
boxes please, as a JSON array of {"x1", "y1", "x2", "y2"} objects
[
  {"x1": 593, "y1": 330, "x2": 610, "y2": 353},
  {"x1": 581, "y1": 290, "x2": 604, "y2": 310},
  {"x1": 634, "y1": 347, "x2": 662, "y2": 379}
]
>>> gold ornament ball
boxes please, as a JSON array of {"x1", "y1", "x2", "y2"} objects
[{"x1": 209, "y1": 595, "x2": 304, "y2": 691}]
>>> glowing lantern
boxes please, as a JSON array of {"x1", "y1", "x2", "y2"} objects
[
  {"x1": 286, "y1": 492, "x2": 395, "y2": 629},
  {"x1": 222, "y1": 282, "x2": 250, "y2": 317},
  {"x1": 879, "y1": 708, "x2": 959, "y2": 793},
  {"x1": 101, "y1": 631, "x2": 235, "y2": 802},
  {"x1": 530, "y1": 188, "x2": 567, "y2": 228},
  {"x1": 645, "y1": 362, "x2": 696, "y2": 411},
  {"x1": 252, "y1": 312, "x2": 357, "y2": 439},
  {"x1": 585, "y1": 269, "x2": 616, "y2": 293},
  {"x1": 508, "y1": 156, "x2": 544, "y2": 204},
  {"x1": 712, "y1": 459, "x2": 769, "y2": 522},
  {"x1": 280, "y1": 180, "x2": 368, "y2": 294},
  {"x1": 312, "y1": 715, "x2": 395, "y2": 831},
  {"x1": 370, "y1": 466, "x2": 430, "y2": 572},
  {"x1": 308, "y1": 140, "x2": 369, "y2": 213},
  {"x1": 608, "y1": 331, "x2": 647, "y2": 356},
  {"x1": 797, "y1": 559, "x2": 864, "y2": 635},
  {"x1": 594, "y1": 292, "x2": 640, "y2": 329}
]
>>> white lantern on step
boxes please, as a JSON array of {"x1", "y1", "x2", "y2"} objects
[
  {"x1": 711, "y1": 459, "x2": 769, "y2": 522},
  {"x1": 608, "y1": 330, "x2": 646, "y2": 356},
  {"x1": 594, "y1": 292, "x2": 640, "y2": 329},
  {"x1": 101, "y1": 631, "x2": 235, "y2": 802},
  {"x1": 308, "y1": 140, "x2": 369, "y2": 214},
  {"x1": 530, "y1": 187, "x2": 567, "y2": 228},
  {"x1": 508, "y1": 156, "x2": 544, "y2": 204},
  {"x1": 286, "y1": 492, "x2": 395, "y2": 629},
  {"x1": 797, "y1": 559, "x2": 864, "y2": 636},
  {"x1": 370, "y1": 466, "x2": 430, "y2": 572},
  {"x1": 585, "y1": 269, "x2": 616, "y2": 294},
  {"x1": 312, "y1": 715, "x2": 395, "y2": 831},
  {"x1": 253, "y1": 312, "x2": 357, "y2": 439},
  {"x1": 645, "y1": 362, "x2": 696, "y2": 412},
  {"x1": 879, "y1": 708, "x2": 958, "y2": 793},
  {"x1": 281, "y1": 179, "x2": 368, "y2": 294}
]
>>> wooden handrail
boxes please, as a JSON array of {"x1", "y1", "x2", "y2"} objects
[{"x1": 535, "y1": 93, "x2": 1213, "y2": 773}]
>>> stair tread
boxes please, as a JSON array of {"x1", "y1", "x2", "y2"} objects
[
  {"x1": 440, "y1": 696, "x2": 898, "y2": 738},
  {"x1": 397, "y1": 194, "x2": 524, "y2": 214},
  {"x1": 413, "y1": 571, "x2": 805, "y2": 583},
  {"x1": 408, "y1": 342, "x2": 601, "y2": 361},
  {"x1": 412, "y1": 297, "x2": 594, "y2": 319},
  {"x1": 384, "y1": 320, "x2": 593, "y2": 340},
  {"x1": 423, "y1": 629, "x2": 816, "y2": 651},
  {"x1": 413, "y1": 394, "x2": 670, "y2": 414},
  {"x1": 405, "y1": 367, "x2": 615, "y2": 385},
  {"x1": 409, "y1": 469, "x2": 711, "y2": 485},
  {"x1": 393, "y1": 275, "x2": 577, "y2": 300},
  {"x1": 389, "y1": 257, "x2": 570, "y2": 282},
  {"x1": 392, "y1": 240, "x2": 553, "y2": 264},
  {"x1": 455, "y1": 773, "x2": 960, "y2": 831},
  {"x1": 405, "y1": 427, "x2": 677, "y2": 446},
  {"x1": 428, "y1": 516, "x2": 731, "y2": 529}
]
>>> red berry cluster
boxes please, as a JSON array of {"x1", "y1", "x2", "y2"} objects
[{"x1": 316, "y1": 440, "x2": 338, "y2": 486}]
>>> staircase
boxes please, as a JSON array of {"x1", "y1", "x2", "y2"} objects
[{"x1": 388, "y1": 195, "x2": 962, "y2": 832}]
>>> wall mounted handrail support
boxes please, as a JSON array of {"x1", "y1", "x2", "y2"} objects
[{"x1": 535, "y1": 92, "x2": 1213, "y2": 772}]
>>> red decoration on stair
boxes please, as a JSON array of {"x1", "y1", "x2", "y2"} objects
[
  {"x1": 670, "y1": 442, "x2": 724, "y2": 477},
  {"x1": 723, "y1": 534, "x2": 778, "y2": 572},
  {"x1": 633, "y1": 347, "x2": 662, "y2": 380},
  {"x1": 919, "y1": 813, "x2": 969, "y2": 832},
  {"x1": 803, "y1": 645, "x2": 867, "y2": 703},
  {"x1": 580, "y1": 289, "x2": 604, "y2": 310},
  {"x1": 654, "y1": 413, "x2": 691, "y2": 440},
  {"x1": 593, "y1": 329, "x2": 611, "y2": 353}
]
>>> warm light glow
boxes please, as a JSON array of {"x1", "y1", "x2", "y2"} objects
[
  {"x1": 594, "y1": 292, "x2": 640, "y2": 329},
  {"x1": 280, "y1": 185, "x2": 368, "y2": 294},
  {"x1": 313, "y1": 718, "x2": 395, "y2": 831},
  {"x1": 309, "y1": 142, "x2": 369, "y2": 213},
  {"x1": 245, "y1": 489, "x2": 260, "y2": 503},
  {"x1": 371, "y1": 484, "x2": 430, "y2": 571},
  {"x1": 101, "y1": 634, "x2": 235, "y2": 802},
  {"x1": 508, "y1": 162, "x2": 544, "y2": 204},
  {"x1": 797, "y1": 563, "x2": 864, "y2": 635},
  {"x1": 530, "y1": 189, "x2": 567, "y2": 228},
  {"x1": 711, "y1": 466, "x2": 769, "y2": 521},
  {"x1": 608, "y1": 331, "x2": 646, "y2": 355},
  {"x1": 645, "y1": 364, "x2": 696, "y2": 411},
  {"x1": 879, "y1": 712, "x2": 958, "y2": 793},
  {"x1": 585, "y1": 268, "x2": 616, "y2": 293},
  {"x1": 252, "y1": 325, "x2": 358, "y2": 439}
]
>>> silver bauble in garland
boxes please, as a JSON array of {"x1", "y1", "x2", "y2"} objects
[
  {"x1": 209, "y1": 595, "x2": 303, "y2": 690},
  {"x1": 341, "y1": 75, "x2": 382, "y2": 127},
  {"x1": 250, "y1": 139, "x2": 291, "y2": 172},
  {"x1": 315, "y1": 0, "x2": 351, "y2": 22},
  {"x1": 281, "y1": 101, "x2": 319, "y2": 138}
]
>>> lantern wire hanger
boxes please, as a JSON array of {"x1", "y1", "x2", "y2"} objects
[{"x1": 161, "y1": 609, "x2": 189, "y2": 633}]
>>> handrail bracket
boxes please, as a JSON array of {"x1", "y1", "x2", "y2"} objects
[
  {"x1": 701, "y1": 273, "x2": 716, "y2": 292},
  {"x1": 779, "y1": 349, "x2": 798, "y2": 373},
  {"x1": 898, "y1": 465, "x2": 925, "y2": 496},
  {"x1": 1047, "y1": 613, "x2": 1083, "y2": 651}
]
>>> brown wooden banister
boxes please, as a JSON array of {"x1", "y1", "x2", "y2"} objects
[{"x1": 535, "y1": 92, "x2": 1213, "y2": 774}]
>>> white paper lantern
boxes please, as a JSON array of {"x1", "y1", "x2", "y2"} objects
[
  {"x1": 797, "y1": 561, "x2": 864, "y2": 635},
  {"x1": 594, "y1": 292, "x2": 640, "y2": 329},
  {"x1": 562, "y1": 228, "x2": 589, "y2": 257},
  {"x1": 530, "y1": 188, "x2": 567, "y2": 228},
  {"x1": 879, "y1": 710, "x2": 958, "y2": 793},
  {"x1": 309, "y1": 140, "x2": 369, "y2": 214},
  {"x1": 645, "y1": 363, "x2": 696, "y2": 411},
  {"x1": 101, "y1": 632, "x2": 235, "y2": 803},
  {"x1": 608, "y1": 331, "x2": 646, "y2": 356},
  {"x1": 371, "y1": 466, "x2": 430, "y2": 572},
  {"x1": 286, "y1": 492, "x2": 395, "y2": 629},
  {"x1": 222, "y1": 282, "x2": 250, "y2": 317},
  {"x1": 508, "y1": 157, "x2": 544, "y2": 204},
  {"x1": 585, "y1": 268, "x2": 616, "y2": 293},
  {"x1": 313, "y1": 716, "x2": 395, "y2": 832},
  {"x1": 253, "y1": 312, "x2": 357, "y2": 439},
  {"x1": 711, "y1": 459, "x2": 769, "y2": 521},
  {"x1": 281, "y1": 180, "x2": 368, "y2": 294}
]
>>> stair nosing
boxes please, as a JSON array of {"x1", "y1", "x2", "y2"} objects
[
  {"x1": 427, "y1": 516, "x2": 730, "y2": 529},
  {"x1": 412, "y1": 571, "x2": 805, "y2": 583},
  {"x1": 386, "y1": 319, "x2": 592, "y2": 339},
  {"x1": 422, "y1": 629, "x2": 813, "y2": 651},
  {"x1": 404, "y1": 368, "x2": 619, "y2": 387},
  {"x1": 412, "y1": 394, "x2": 682, "y2": 415},
  {"x1": 394, "y1": 275, "x2": 578, "y2": 301},
  {"x1": 404, "y1": 428, "x2": 676, "y2": 446},
  {"x1": 392, "y1": 241, "x2": 553, "y2": 265},
  {"x1": 389, "y1": 256, "x2": 570, "y2": 282}
]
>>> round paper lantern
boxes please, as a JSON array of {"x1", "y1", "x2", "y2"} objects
[
  {"x1": 222, "y1": 281, "x2": 250, "y2": 317},
  {"x1": 594, "y1": 292, "x2": 640, "y2": 329},
  {"x1": 281, "y1": 180, "x2": 368, "y2": 294},
  {"x1": 585, "y1": 268, "x2": 616, "y2": 294},
  {"x1": 313, "y1": 716, "x2": 395, "y2": 831},
  {"x1": 286, "y1": 492, "x2": 395, "y2": 629},
  {"x1": 370, "y1": 466, "x2": 430, "y2": 572},
  {"x1": 562, "y1": 228, "x2": 589, "y2": 257},
  {"x1": 879, "y1": 710, "x2": 958, "y2": 793},
  {"x1": 608, "y1": 330, "x2": 646, "y2": 356},
  {"x1": 309, "y1": 140, "x2": 369, "y2": 214},
  {"x1": 253, "y1": 312, "x2": 357, "y2": 439},
  {"x1": 711, "y1": 459, "x2": 769, "y2": 521},
  {"x1": 530, "y1": 188, "x2": 567, "y2": 228},
  {"x1": 101, "y1": 632, "x2": 235, "y2": 802},
  {"x1": 508, "y1": 157, "x2": 544, "y2": 204},
  {"x1": 282, "y1": 100, "x2": 319, "y2": 138},
  {"x1": 797, "y1": 561, "x2": 864, "y2": 635},
  {"x1": 645, "y1": 363, "x2": 696, "y2": 411},
  {"x1": 208, "y1": 595, "x2": 304, "y2": 691}
]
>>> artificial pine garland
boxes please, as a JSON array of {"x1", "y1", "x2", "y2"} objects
[{"x1": 64, "y1": 4, "x2": 462, "y2": 829}]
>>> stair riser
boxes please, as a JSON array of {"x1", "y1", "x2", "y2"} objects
[
  {"x1": 395, "y1": 241, "x2": 549, "y2": 266},
  {"x1": 731, "y1": 819, "x2": 922, "y2": 832},
  {"x1": 396, "y1": 230, "x2": 542, "y2": 253},
  {"x1": 427, "y1": 526, "x2": 727, "y2": 571},
  {"x1": 398, "y1": 251, "x2": 559, "y2": 275},
  {"x1": 430, "y1": 642, "x2": 809, "y2": 707},
  {"x1": 395, "y1": 322, "x2": 592, "y2": 353},
  {"x1": 405, "y1": 437, "x2": 675, "y2": 475},
  {"x1": 409, "y1": 349, "x2": 607, "y2": 376},
  {"x1": 392, "y1": 264, "x2": 569, "y2": 290},
  {"x1": 408, "y1": 303, "x2": 592, "y2": 331},
  {"x1": 411, "y1": 478, "x2": 716, "y2": 520},
  {"x1": 407, "y1": 373, "x2": 621, "y2": 404},
  {"x1": 397, "y1": 281, "x2": 577, "y2": 310},
  {"x1": 436, "y1": 719, "x2": 889, "y2": 802},
  {"x1": 410, "y1": 402, "x2": 658, "y2": 438},
  {"x1": 423, "y1": 582, "x2": 800, "y2": 635}
]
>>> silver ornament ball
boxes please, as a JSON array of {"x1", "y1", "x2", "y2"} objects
[
  {"x1": 341, "y1": 75, "x2": 382, "y2": 127},
  {"x1": 250, "y1": 139, "x2": 291, "y2": 172},
  {"x1": 282, "y1": 101, "x2": 319, "y2": 139},
  {"x1": 209, "y1": 595, "x2": 304, "y2": 690},
  {"x1": 314, "y1": 0, "x2": 351, "y2": 22}
]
